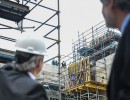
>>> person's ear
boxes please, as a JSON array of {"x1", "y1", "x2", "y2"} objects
[
  {"x1": 39, "y1": 57, "x2": 44, "y2": 65},
  {"x1": 36, "y1": 58, "x2": 43, "y2": 73}
]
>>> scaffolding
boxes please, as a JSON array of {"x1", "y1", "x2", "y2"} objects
[
  {"x1": 60, "y1": 21, "x2": 121, "y2": 100},
  {"x1": 0, "y1": 0, "x2": 61, "y2": 99},
  {"x1": 37, "y1": 64, "x2": 59, "y2": 99}
]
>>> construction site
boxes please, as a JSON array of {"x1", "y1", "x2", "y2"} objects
[{"x1": 0, "y1": 0, "x2": 121, "y2": 100}]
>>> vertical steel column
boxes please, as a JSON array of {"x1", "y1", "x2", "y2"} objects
[
  {"x1": 78, "y1": 31, "x2": 80, "y2": 60},
  {"x1": 57, "y1": 0, "x2": 61, "y2": 100},
  {"x1": 21, "y1": 0, "x2": 24, "y2": 33},
  {"x1": 103, "y1": 41, "x2": 107, "y2": 80},
  {"x1": 92, "y1": 27, "x2": 94, "y2": 48},
  {"x1": 87, "y1": 86, "x2": 90, "y2": 100}
]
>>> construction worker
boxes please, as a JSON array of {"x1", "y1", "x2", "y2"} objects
[
  {"x1": 0, "y1": 33, "x2": 48, "y2": 100},
  {"x1": 100, "y1": 0, "x2": 130, "y2": 100}
]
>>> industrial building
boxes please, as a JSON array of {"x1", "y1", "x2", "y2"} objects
[{"x1": 0, "y1": 0, "x2": 121, "y2": 100}]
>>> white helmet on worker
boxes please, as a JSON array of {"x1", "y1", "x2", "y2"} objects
[{"x1": 15, "y1": 33, "x2": 47, "y2": 56}]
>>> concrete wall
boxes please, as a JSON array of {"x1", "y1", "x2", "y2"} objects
[
  {"x1": 94, "y1": 53, "x2": 115, "y2": 84},
  {"x1": 37, "y1": 63, "x2": 59, "y2": 84}
]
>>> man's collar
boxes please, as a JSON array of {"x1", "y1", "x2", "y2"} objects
[
  {"x1": 121, "y1": 13, "x2": 130, "y2": 33},
  {"x1": 28, "y1": 72, "x2": 36, "y2": 80}
]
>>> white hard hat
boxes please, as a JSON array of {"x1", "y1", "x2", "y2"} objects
[{"x1": 15, "y1": 33, "x2": 47, "y2": 56}]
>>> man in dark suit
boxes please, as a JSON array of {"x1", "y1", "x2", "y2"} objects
[
  {"x1": 100, "y1": 0, "x2": 130, "y2": 100},
  {"x1": 0, "y1": 33, "x2": 48, "y2": 100}
]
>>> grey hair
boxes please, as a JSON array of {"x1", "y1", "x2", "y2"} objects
[{"x1": 13, "y1": 55, "x2": 43, "y2": 72}]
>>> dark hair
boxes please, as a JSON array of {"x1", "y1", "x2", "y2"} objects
[
  {"x1": 15, "y1": 51, "x2": 36, "y2": 64},
  {"x1": 100, "y1": 0, "x2": 110, "y2": 4},
  {"x1": 115, "y1": 0, "x2": 130, "y2": 11},
  {"x1": 100, "y1": 0, "x2": 130, "y2": 11}
]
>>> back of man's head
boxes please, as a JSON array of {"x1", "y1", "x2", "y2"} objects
[
  {"x1": 13, "y1": 33, "x2": 46, "y2": 72},
  {"x1": 14, "y1": 51, "x2": 43, "y2": 72}
]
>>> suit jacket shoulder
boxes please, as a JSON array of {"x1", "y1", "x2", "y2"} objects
[{"x1": 0, "y1": 64, "x2": 48, "y2": 100}]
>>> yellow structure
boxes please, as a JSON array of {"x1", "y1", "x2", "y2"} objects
[
  {"x1": 65, "y1": 81, "x2": 106, "y2": 92},
  {"x1": 65, "y1": 56, "x2": 107, "y2": 99}
]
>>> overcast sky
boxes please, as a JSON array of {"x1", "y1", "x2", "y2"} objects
[
  {"x1": 0, "y1": 0, "x2": 104, "y2": 63},
  {"x1": 60, "y1": 0, "x2": 104, "y2": 59}
]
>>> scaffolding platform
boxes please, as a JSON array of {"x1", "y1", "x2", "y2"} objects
[
  {"x1": 64, "y1": 81, "x2": 106, "y2": 93},
  {"x1": 0, "y1": 48, "x2": 15, "y2": 63},
  {"x1": 0, "y1": 0, "x2": 29, "y2": 22},
  {"x1": 78, "y1": 32, "x2": 120, "y2": 60}
]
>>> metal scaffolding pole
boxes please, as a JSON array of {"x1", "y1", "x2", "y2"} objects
[{"x1": 57, "y1": 0, "x2": 61, "y2": 99}]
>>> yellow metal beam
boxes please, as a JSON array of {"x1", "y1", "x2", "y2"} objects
[{"x1": 65, "y1": 81, "x2": 106, "y2": 92}]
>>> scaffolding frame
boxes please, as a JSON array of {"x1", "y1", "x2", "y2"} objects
[
  {"x1": 60, "y1": 21, "x2": 121, "y2": 100},
  {"x1": 0, "y1": 0, "x2": 61, "y2": 99}
]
